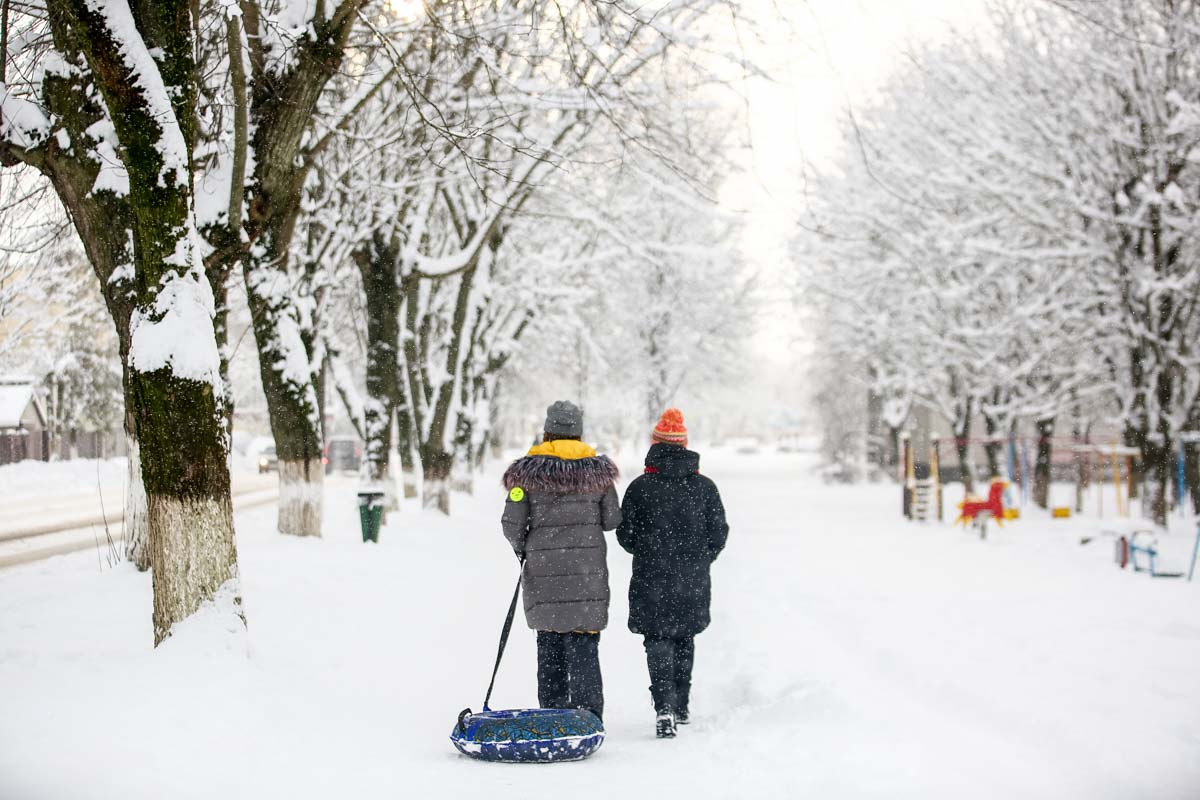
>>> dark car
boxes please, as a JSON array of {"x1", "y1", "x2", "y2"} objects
[
  {"x1": 324, "y1": 437, "x2": 362, "y2": 474},
  {"x1": 257, "y1": 444, "x2": 278, "y2": 474}
]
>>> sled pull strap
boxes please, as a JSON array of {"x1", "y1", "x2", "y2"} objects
[{"x1": 483, "y1": 563, "x2": 523, "y2": 712}]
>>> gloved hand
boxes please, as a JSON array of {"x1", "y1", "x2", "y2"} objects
[{"x1": 514, "y1": 548, "x2": 526, "y2": 563}]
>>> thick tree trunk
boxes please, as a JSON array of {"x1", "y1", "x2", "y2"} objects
[
  {"x1": 63, "y1": 0, "x2": 242, "y2": 644},
  {"x1": 278, "y1": 459, "x2": 324, "y2": 538},
  {"x1": 235, "y1": 11, "x2": 371, "y2": 536},
  {"x1": 148, "y1": 491, "x2": 238, "y2": 644},
  {"x1": 133, "y1": 363, "x2": 240, "y2": 645},
  {"x1": 1033, "y1": 417, "x2": 1054, "y2": 510},
  {"x1": 244, "y1": 246, "x2": 324, "y2": 537}
]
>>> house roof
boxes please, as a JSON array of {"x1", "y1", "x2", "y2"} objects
[{"x1": 0, "y1": 382, "x2": 44, "y2": 430}]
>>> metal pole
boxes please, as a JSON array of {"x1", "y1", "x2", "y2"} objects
[{"x1": 1188, "y1": 523, "x2": 1199, "y2": 583}]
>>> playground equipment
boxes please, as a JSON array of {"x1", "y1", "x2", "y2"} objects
[
  {"x1": 1114, "y1": 530, "x2": 1186, "y2": 579},
  {"x1": 955, "y1": 480, "x2": 1009, "y2": 539},
  {"x1": 924, "y1": 435, "x2": 1140, "y2": 519},
  {"x1": 901, "y1": 434, "x2": 942, "y2": 522}
]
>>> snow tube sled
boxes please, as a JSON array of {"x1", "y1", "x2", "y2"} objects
[{"x1": 450, "y1": 707, "x2": 604, "y2": 763}]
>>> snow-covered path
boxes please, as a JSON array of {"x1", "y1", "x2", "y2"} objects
[{"x1": 1, "y1": 449, "x2": 1198, "y2": 799}]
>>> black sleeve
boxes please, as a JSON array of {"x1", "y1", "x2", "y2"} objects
[
  {"x1": 616, "y1": 481, "x2": 642, "y2": 554},
  {"x1": 706, "y1": 480, "x2": 729, "y2": 561}
]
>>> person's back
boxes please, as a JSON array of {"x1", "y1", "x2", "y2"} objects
[
  {"x1": 500, "y1": 401, "x2": 620, "y2": 721},
  {"x1": 618, "y1": 409, "x2": 728, "y2": 738},
  {"x1": 503, "y1": 438, "x2": 620, "y2": 633}
]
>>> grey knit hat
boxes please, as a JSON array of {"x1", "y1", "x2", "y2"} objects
[{"x1": 544, "y1": 400, "x2": 584, "y2": 438}]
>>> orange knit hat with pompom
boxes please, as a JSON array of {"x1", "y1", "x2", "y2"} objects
[{"x1": 652, "y1": 408, "x2": 688, "y2": 447}]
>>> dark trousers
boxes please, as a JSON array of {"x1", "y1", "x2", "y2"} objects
[
  {"x1": 536, "y1": 631, "x2": 603, "y2": 720},
  {"x1": 644, "y1": 636, "x2": 695, "y2": 714}
]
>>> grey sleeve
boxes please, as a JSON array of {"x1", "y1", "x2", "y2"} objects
[
  {"x1": 502, "y1": 495, "x2": 530, "y2": 555},
  {"x1": 600, "y1": 485, "x2": 622, "y2": 531}
]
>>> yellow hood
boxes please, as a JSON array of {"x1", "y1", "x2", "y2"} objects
[{"x1": 526, "y1": 440, "x2": 597, "y2": 460}]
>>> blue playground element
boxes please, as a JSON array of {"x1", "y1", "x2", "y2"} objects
[
  {"x1": 1189, "y1": 522, "x2": 1200, "y2": 582},
  {"x1": 450, "y1": 708, "x2": 604, "y2": 763}
]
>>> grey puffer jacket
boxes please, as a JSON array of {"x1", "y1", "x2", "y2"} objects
[{"x1": 501, "y1": 442, "x2": 621, "y2": 633}]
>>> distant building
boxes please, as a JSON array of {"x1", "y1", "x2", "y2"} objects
[{"x1": 0, "y1": 378, "x2": 49, "y2": 465}]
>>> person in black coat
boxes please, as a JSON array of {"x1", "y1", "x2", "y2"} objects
[{"x1": 617, "y1": 409, "x2": 728, "y2": 738}]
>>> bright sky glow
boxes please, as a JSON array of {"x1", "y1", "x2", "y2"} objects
[{"x1": 720, "y1": 0, "x2": 991, "y2": 417}]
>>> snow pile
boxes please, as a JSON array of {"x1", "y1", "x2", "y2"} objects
[
  {"x1": 0, "y1": 456, "x2": 127, "y2": 496},
  {"x1": 129, "y1": 270, "x2": 223, "y2": 388},
  {"x1": 0, "y1": 82, "x2": 50, "y2": 148}
]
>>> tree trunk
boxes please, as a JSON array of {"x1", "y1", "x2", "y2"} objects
[
  {"x1": 244, "y1": 243, "x2": 324, "y2": 537},
  {"x1": 123, "y1": 425, "x2": 150, "y2": 572},
  {"x1": 1033, "y1": 417, "x2": 1054, "y2": 510},
  {"x1": 982, "y1": 412, "x2": 1003, "y2": 480},
  {"x1": 236, "y1": 13, "x2": 372, "y2": 537},
  {"x1": 396, "y1": 373, "x2": 419, "y2": 500},
  {"x1": 1124, "y1": 424, "x2": 1143, "y2": 501},
  {"x1": 954, "y1": 401, "x2": 973, "y2": 494},
  {"x1": 62, "y1": 0, "x2": 241, "y2": 644},
  {"x1": 278, "y1": 458, "x2": 323, "y2": 537},
  {"x1": 357, "y1": 233, "x2": 401, "y2": 509},
  {"x1": 421, "y1": 449, "x2": 452, "y2": 514},
  {"x1": 1184, "y1": 441, "x2": 1200, "y2": 515},
  {"x1": 886, "y1": 424, "x2": 902, "y2": 479}
]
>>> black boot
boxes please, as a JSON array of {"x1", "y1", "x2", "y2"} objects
[
  {"x1": 655, "y1": 711, "x2": 676, "y2": 739},
  {"x1": 675, "y1": 708, "x2": 689, "y2": 725}
]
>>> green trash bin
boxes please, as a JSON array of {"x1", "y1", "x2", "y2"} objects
[{"x1": 357, "y1": 491, "x2": 385, "y2": 543}]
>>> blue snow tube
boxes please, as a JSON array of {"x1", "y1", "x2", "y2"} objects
[
  {"x1": 452, "y1": 563, "x2": 605, "y2": 764},
  {"x1": 450, "y1": 707, "x2": 604, "y2": 763}
]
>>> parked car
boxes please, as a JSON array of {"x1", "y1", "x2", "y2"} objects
[
  {"x1": 257, "y1": 444, "x2": 278, "y2": 474},
  {"x1": 324, "y1": 436, "x2": 362, "y2": 474}
]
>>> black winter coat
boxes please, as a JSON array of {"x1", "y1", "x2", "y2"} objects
[{"x1": 617, "y1": 443, "x2": 729, "y2": 639}]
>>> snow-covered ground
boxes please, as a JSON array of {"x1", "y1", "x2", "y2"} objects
[{"x1": 1, "y1": 449, "x2": 1198, "y2": 799}]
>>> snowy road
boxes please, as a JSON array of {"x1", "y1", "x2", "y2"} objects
[
  {"x1": 0, "y1": 467, "x2": 277, "y2": 568},
  {"x1": 1, "y1": 449, "x2": 1198, "y2": 799}
]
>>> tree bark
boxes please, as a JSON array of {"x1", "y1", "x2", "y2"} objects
[
  {"x1": 421, "y1": 448, "x2": 452, "y2": 514},
  {"x1": 954, "y1": 397, "x2": 974, "y2": 493},
  {"x1": 982, "y1": 410, "x2": 1003, "y2": 480},
  {"x1": 243, "y1": 234, "x2": 323, "y2": 537},
  {"x1": 357, "y1": 232, "x2": 402, "y2": 508},
  {"x1": 1033, "y1": 417, "x2": 1054, "y2": 510},
  {"x1": 234, "y1": 7, "x2": 371, "y2": 536},
  {"x1": 41, "y1": 0, "x2": 242, "y2": 644},
  {"x1": 123, "y1": 420, "x2": 150, "y2": 571}
]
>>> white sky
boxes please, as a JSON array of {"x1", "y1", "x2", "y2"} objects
[
  {"x1": 705, "y1": 0, "x2": 990, "y2": 425},
  {"x1": 721, "y1": 0, "x2": 991, "y2": 358}
]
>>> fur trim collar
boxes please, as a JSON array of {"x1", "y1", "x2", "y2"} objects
[{"x1": 502, "y1": 453, "x2": 619, "y2": 494}]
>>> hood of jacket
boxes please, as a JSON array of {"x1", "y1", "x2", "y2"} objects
[
  {"x1": 644, "y1": 442, "x2": 700, "y2": 477},
  {"x1": 502, "y1": 440, "x2": 619, "y2": 493}
]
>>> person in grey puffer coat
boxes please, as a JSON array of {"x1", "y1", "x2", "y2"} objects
[{"x1": 501, "y1": 401, "x2": 621, "y2": 721}]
